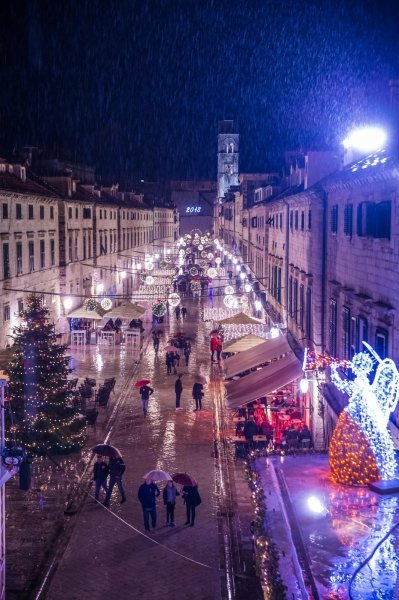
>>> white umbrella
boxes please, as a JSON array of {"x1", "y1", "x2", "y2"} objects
[{"x1": 143, "y1": 469, "x2": 172, "y2": 481}]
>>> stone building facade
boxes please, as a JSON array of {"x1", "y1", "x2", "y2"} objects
[{"x1": 0, "y1": 160, "x2": 179, "y2": 348}]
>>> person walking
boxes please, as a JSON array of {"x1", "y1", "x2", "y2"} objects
[
  {"x1": 163, "y1": 480, "x2": 180, "y2": 526},
  {"x1": 175, "y1": 373, "x2": 183, "y2": 409},
  {"x1": 183, "y1": 341, "x2": 191, "y2": 366},
  {"x1": 192, "y1": 382, "x2": 204, "y2": 411},
  {"x1": 181, "y1": 306, "x2": 188, "y2": 319},
  {"x1": 93, "y1": 455, "x2": 109, "y2": 502},
  {"x1": 216, "y1": 336, "x2": 223, "y2": 363},
  {"x1": 173, "y1": 351, "x2": 180, "y2": 375},
  {"x1": 103, "y1": 455, "x2": 126, "y2": 506},
  {"x1": 210, "y1": 336, "x2": 218, "y2": 362},
  {"x1": 182, "y1": 484, "x2": 202, "y2": 526},
  {"x1": 152, "y1": 331, "x2": 160, "y2": 352},
  {"x1": 166, "y1": 352, "x2": 173, "y2": 375},
  {"x1": 139, "y1": 383, "x2": 154, "y2": 417},
  {"x1": 138, "y1": 477, "x2": 160, "y2": 532},
  {"x1": 175, "y1": 306, "x2": 181, "y2": 320}
]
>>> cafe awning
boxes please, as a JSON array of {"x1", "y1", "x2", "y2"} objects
[
  {"x1": 223, "y1": 334, "x2": 266, "y2": 353},
  {"x1": 224, "y1": 335, "x2": 292, "y2": 378},
  {"x1": 66, "y1": 304, "x2": 106, "y2": 320},
  {"x1": 103, "y1": 301, "x2": 145, "y2": 321},
  {"x1": 225, "y1": 353, "x2": 303, "y2": 410},
  {"x1": 218, "y1": 312, "x2": 263, "y2": 325}
]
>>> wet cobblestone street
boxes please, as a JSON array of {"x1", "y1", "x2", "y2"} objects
[{"x1": 42, "y1": 299, "x2": 225, "y2": 600}]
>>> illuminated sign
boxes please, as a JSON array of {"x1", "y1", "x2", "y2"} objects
[{"x1": 185, "y1": 206, "x2": 202, "y2": 213}]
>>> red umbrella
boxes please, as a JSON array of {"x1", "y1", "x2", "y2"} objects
[
  {"x1": 172, "y1": 472, "x2": 197, "y2": 487},
  {"x1": 134, "y1": 379, "x2": 151, "y2": 387}
]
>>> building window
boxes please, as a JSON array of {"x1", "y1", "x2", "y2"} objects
[
  {"x1": 3, "y1": 243, "x2": 10, "y2": 279},
  {"x1": 290, "y1": 211, "x2": 293, "y2": 229},
  {"x1": 83, "y1": 207, "x2": 91, "y2": 219},
  {"x1": 350, "y1": 316, "x2": 358, "y2": 358},
  {"x1": 344, "y1": 204, "x2": 353, "y2": 236},
  {"x1": 293, "y1": 279, "x2": 298, "y2": 322},
  {"x1": 28, "y1": 204, "x2": 34, "y2": 220},
  {"x1": 357, "y1": 201, "x2": 391, "y2": 239},
  {"x1": 40, "y1": 239, "x2": 45, "y2": 269},
  {"x1": 50, "y1": 239, "x2": 55, "y2": 266},
  {"x1": 68, "y1": 236, "x2": 73, "y2": 262},
  {"x1": 306, "y1": 287, "x2": 312, "y2": 339},
  {"x1": 299, "y1": 284, "x2": 304, "y2": 329},
  {"x1": 358, "y1": 316, "x2": 368, "y2": 345},
  {"x1": 277, "y1": 267, "x2": 282, "y2": 304},
  {"x1": 300, "y1": 211, "x2": 305, "y2": 231},
  {"x1": 50, "y1": 206, "x2": 54, "y2": 220},
  {"x1": 88, "y1": 233, "x2": 92, "y2": 258},
  {"x1": 3, "y1": 304, "x2": 10, "y2": 322},
  {"x1": 39, "y1": 205, "x2": 45, "y2": 220},
  {"x1": 16, "y1": 242, "x2": 22, "y2": 275},
  {"x1": 75, "y1": 207, "x2": 79, "y2": 218},
  {"x1": 342, "y1": 306, "x2": 351, "y2": 360},
  {"x1": 374, "y1": 201, "x2": 391, "y2": 239},
  {"x1": 331, "y1": 205, "x2": 338, "y2": 234},
  {"x1": 2, "y1": 203, "x2": 8, "y2": 219},
  {"x1": 74, "y1": 235, "x2": 78, "y2": 260},
  {"x1": 308, "y1": 210, "x2": 312, "y2": 230},
  {"x1": 16, "y1": 203, "x2": 22, "y2": 219},
  {"x1": 17, "y1": 298, "x2": 23, "y2": 313},
  {"x1": 329, "y1": 299, "x2": 337, "y2": 356},
  {"x1": 288, "y1": 277, "x2": 293, "y2": 316},
  {"x1": 375, "y1": 328, "x2": 388, "y2": 359},
  {"x1": 28, "y1": 240, "x2": 35, "y2": 272},
  {"x1": 83, "y1": 234, "x2": 87, "y2": 260},
  {"x1": 294, "y1": 210, "x2": 299, "y2": 230},
  {"x1": 68, "y1": 207, "x2": 73, "y2": 219}
]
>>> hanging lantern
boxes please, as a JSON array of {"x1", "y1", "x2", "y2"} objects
[
  {"x1": 168, "y1": 293, "x2": 181, "y2": 308},
  {"x1": 190, "y1": 266, "x2": 198, "y2": 276},
  {"x1": 240, "y1": 295, "x2": 249, "y2": 305},
  {"x1": 145, "y1": 275, "x2": 155, "y2": 285},
  {"x1": 179, "y1": 249, "x2": 185, "y2": 256},
  {"x1": 207, "y1": 252, "x2": 214, "y2": 260},
  {"x1": 225, "y1": 285, "x2": 235, "y2": 295},
  {"x1": 101, "y1": 297, "x2": 112, "y2": 311},
  {"x1": 198, "y1": 259, "x2": 207, "y2": 267},
  {"x1": 198, "y1": 244, "x2": 204, "y2": 251},
  {"x1": 84, "y1": 298, "x2": 97, "y2": 312},
  {"x1": 201, "y1": 250, "x2": 207, "y2": 258},
  {"x1": 224, "y1": 295, "x2": 237, "y2": 308},
  {"x1": 185, "y1": 248, "x2": 192, "y2": 256},
  {"x1": 152, "y1": 301, "x2": 167, "y2": 318},
  {"x1": 145, "y1": 261, "x2": 154, "y2": 271},
  {"x1": 207, "y1": 267, "x2": 218, "y2": 278},
  {"x1": 215, "y1": 257, "x2": 222, "y2": 265},
  {"x1": 192, "y1": 238, "x2": 200, "y2": 246}
]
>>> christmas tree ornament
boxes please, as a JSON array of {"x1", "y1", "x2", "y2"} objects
[
  {"x1": 100, "y1": 297, "x2": 112, "y2": 311},
  {"x1": 152, "y1": 301, "x2": 166, "y2": 318},
  {"x1": 84, "y1": 298, "x2": 97, "y2": 312},
  {"x1": 168, "y1": 293, "x2": 181, "y2": 308}
]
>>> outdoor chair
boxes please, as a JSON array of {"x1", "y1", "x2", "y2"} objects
[
  {"x1": 96, "y1": 386, "x2": 111, "y2": 407},
  {"x1": 103, "y1": 377, "x2": 116, "y2": 393},
  {"x1": 300, "y1": 438, "x2": 312, "y2": 451},
  {"x1": 287, "y1": 438, "x2": 299, "y2": 452},
  {"x1": 84, "y1": 377, "x2": 96, "y2": 388},
  {"x1": 85, "y1": 408, "x2": 98, "y2": 426}
]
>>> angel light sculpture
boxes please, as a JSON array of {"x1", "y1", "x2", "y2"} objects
[{"x1": 329, "y1": 342, "x2": 399, "y2": 486}]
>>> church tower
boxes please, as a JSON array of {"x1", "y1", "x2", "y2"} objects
[{"x1": 217, "y1": 120, "x2": 239, "y2": 199}]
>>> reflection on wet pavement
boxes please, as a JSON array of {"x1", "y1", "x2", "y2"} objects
[{"x1": 258, "y1": 455, "x2": 399, "y2": 599}]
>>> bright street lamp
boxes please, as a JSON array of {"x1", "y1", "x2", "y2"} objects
[{"x1": 342, "y1": 126, "x2": 387, "y2": 153}]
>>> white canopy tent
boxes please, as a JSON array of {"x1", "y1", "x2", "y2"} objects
[
  {"x1": 223, "y1": 335, "x2": 292, "y2": 379},
  {"x1": 223, "y1": 334, "x2": 266, "y2": 353},
  {"x1": 225, "y1": 353, "x2": 303, "y2": 410}
]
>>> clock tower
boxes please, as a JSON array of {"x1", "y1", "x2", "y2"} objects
[{"x1": 217, "y1": 120, "x2": 239, "y2": 199}]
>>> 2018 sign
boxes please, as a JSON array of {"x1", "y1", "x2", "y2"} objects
[{"x1": 186, "y1": 206, "x2": 202, "y2": 213}]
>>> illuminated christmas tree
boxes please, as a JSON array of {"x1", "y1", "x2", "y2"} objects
[{"x1": 6, "y1": 295, "x2": 86, "y2": 455}]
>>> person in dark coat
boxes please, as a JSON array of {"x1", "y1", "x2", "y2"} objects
[
  {"x1": 166, "y1": 352, "x2": 173, "y2": 375},
  {"x1": 93, "y1": 455, "x2": 109, "y2": 502},
  {"x1": 139, "y1": 384, "x2": 154, "y2": 417},
  {"x1": 175, "y1": 374, "x2": 183, "y2": 409},
  {"x1": 138, "y1": 478, "x2": 160, "y2": 532},
  {"x1": 103, "y1": 456, "x2": 126, "y2": 506},
  {"x1": 181, "y1": 306, "x2": 188, "y2": 319},
  {"x1": 192, "y1": 382, "x2": 204, "y2": 411},
  {"x1": 152, "y1": 331, "x2": 160, "y2": 352},
  {"x1": 182, "y1": 485, "x2": 202, "y2": 526},
  {"x1": 175, "y1": 306, "x2": 181, "y2": 319},
  {"x1": 163, "y1": 480, "x2": 180, "y2": 526},
  {"x1": 183, "y1": 341, "x2": 191, "y2": 366},
  {"x1": 243, "y1": 415, "x2": 258, "y2": 442}
]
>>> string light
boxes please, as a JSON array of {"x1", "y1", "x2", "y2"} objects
[{"x1": 330, "y1": 345, "x2": 399, "y2": 485}]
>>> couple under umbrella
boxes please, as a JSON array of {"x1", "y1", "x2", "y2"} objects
[{"x1": 139, "y1": 470, "x2": 201, "y2": 530}]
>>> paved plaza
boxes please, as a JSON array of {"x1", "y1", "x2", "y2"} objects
[{"x1": 42, "y1": 299, "x2": 228, "y2": 600}]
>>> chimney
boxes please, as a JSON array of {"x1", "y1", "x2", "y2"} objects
[{"x1": 12, "y1": 165, "x2": 26, "y2": 182}]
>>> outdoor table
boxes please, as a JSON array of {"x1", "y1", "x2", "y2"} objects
[
  {"x1": 231, "y1": 436, "x2": 247, "y2": 443},
  {"x1": 125, "y1": 329, "x2": 141, "y2": 347},
  {"x1": 71, "y1": 330, "x2": 86, "y2": 345},
  {"x1": 233, "y1": 417, "x2": 246, "y2": 423},
  {"x1": 100, "y1": 331, "x2": 115, "y2": 345}
]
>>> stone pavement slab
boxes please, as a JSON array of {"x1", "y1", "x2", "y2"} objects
[{"x1": 45, "y1": 300, "x2": 223, "y2": 600}]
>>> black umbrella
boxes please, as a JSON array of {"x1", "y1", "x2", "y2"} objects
[{"x1": 91, "y1": 444, "x2": 122, "y2": 458}]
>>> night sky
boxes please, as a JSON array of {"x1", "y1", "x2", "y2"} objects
[{"x1": 1, "y1": 0, "x2": 399, "y2": 184}]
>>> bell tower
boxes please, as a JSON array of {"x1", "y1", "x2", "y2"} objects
[{"x1": 217, "y1": 120, "x2": 239, "y2": 199}]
